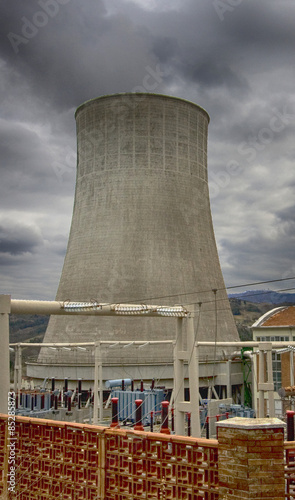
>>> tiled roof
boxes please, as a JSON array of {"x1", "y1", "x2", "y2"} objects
[{"x1": 261, "y1": 306, "x2": 295, "y2": 327}]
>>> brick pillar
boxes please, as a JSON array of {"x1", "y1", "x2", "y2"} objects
[{"x1": 217, "y1": 417, "x2": 286, "y2": 500}]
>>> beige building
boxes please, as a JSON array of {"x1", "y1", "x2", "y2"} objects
[{"x1": 252, "y1": 305, "x2": 295, "y2": 416}]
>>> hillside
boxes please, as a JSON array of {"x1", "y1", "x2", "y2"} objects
[
  {"x1": 9, "y1": 314, "x2": 49, "y2": 367},
  {"x1": 229, "y1": 289, "x2": 295, "y2": 304},
  {"x1": 229, "y1": 299, "x2": 272, "y2": 341},
  {"x1": 9, "y1": 314, "x2": 49, "y2": 344}
]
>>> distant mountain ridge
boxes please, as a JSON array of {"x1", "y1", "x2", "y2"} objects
[{"x1": 228, "y1": 289, "x2": 295, "y2": 304}]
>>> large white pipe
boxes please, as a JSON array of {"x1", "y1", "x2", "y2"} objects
[
  {"x1": 9, "y1": 340, "x2": 175, "y2": 347},
  {"x1": 9, "y1": 299, "x2": 295, "y2": 346},
  {"x1": 10, "y1": 299, "x2": 189, "y2": 317}
]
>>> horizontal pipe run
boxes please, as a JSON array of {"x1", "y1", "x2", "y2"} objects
[
  {"x1": 8, "y1": 299, "x2": 295, "y2": 351},
  {"x1": 9, "y1": 340, "x2": 175, "y2": 347},
  {"x1": 9, "y1": 340, "x2": 295, "y2": 349},
  {"x1": 197, "y1": 341, "x2": 295, "y2": 348},
  {"x1": 10, "y1": 300, "x2": 189, "y2": 317}
]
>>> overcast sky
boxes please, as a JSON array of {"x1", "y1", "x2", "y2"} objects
[{"x1": 0, "y1": 0, "x2": 295, "y2": 301}]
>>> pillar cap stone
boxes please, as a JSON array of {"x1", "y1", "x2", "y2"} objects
[
  {"x1": 216, "y1": 417, "x2": 286, "y2": 429},
  {"x1": 0, "y1": 295, "x2": 11, "y2": 313}
]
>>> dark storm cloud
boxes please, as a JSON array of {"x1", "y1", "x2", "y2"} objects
[
  {"x1": 221, "y1": 1, "x2": 295, "y2": 48},
  {"x1": 1, "y1": 0, "x2": 161, "y2": 110},
  {"x1": 148, "y1": 1, "x2": 295, "y2": 87},
  {"x1": 219, "y1": 231, "x2": 295, "y2": 283},
  {"x1": 0, "y1": 122, "x2": 45, "y2": 171},
  {"x1": 1, "y1": 1, "x2": 106, "y2": 108},
  {"x1": 0, "y1": 119, "x2": 76, "y2": 216},
  {"x1": 182, "y1": 58, "x2": 247, "y2": 91},
  {"x1": 2, "y1": 0, "x2": 295, "y2": 109},
  {"x1": 0, "y1": 222, "x2": 43, "y2": 256},
  {"x1": 152, "y1": 38, "x2": 247, "y2": 91},
  {"x1": 276, "y1": 206, "x2": 295, "y2": 235},
  {"x1": 152, "y1": 37, "x2": 179, "y2": 63},
  {"x1": 0, "y1": 0, "x2": 294, "y2": 298}
]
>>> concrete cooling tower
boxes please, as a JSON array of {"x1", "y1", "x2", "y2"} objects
[{"x1": 34, "y1": 93, "x2": 239, "y2": 384}]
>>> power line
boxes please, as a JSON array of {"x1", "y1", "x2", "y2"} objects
[
  {"x1": 227, "y1": 276, "x2": 295, "y2": 290},
  {"x1": 226, "y1": 287, "x2": 295, "y2": 303},
  {"x1": 112, "y1": 276, "x2": 295, "y2": 306},
  {"x1": 187, "y1": 286, "x2": 295, "y2": 309}
]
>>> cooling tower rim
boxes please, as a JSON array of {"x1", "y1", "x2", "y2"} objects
[{"x1": 75, "y1": 92, "x2": 210, "y2": 122}]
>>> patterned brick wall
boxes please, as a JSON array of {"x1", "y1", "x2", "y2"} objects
[
  {"x1": 0, "y1": 414, "x2": 290, "y2": 500},
  {"x1": 0, "y1": 414, "x2": 218, "y2": 499}
]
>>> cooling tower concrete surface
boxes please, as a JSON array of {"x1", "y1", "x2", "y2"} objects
[{"x1": 35, "y1": 93, "x2": 239, "y2": 380}]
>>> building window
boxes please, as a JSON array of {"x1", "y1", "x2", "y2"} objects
[
  {"x1": 256, "y1": 335, "x2": 290, "y2": 342},
  {"x1": 255, "y1": 334, "x2": 291, "y2": 392},
  {"x1": 272, "y1": 351, "x2": 282, "y2": 392}
]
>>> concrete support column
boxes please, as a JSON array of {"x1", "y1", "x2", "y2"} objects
[
  {"x1": 187, "y1": 306, "x2": 200, "y2": 437},
  {"x1": 266, "y1": 345, "x2": 275, "y2": 417},
  {"x1": 174, "y1": 317, "x2": 185, "y2": 436},
  {"x1": 0, "y1": 295, "x2": 11, "y2": 414},
  {"x1": 258, "y1": 346, "x2": 265, "y2": 417},
  {"x1": 173, "y1": 310, "x2": 201, "y2": 437},
  {"x1": 252, "y1": 350, "x2": 258, "y2": 417},
  {"x1": 217, "y1": 417, "x2": 285, "y2": 500},
  {"x1": 258, "y1": 342, "x2": 275, "y2": 417},
  {"x1": 93, "y1": 341, "x2": 103, "y2": 425}
]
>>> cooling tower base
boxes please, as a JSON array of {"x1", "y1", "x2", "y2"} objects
[{"x1": 26, "y1": 359, "x2": 244, "y2": 392}]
